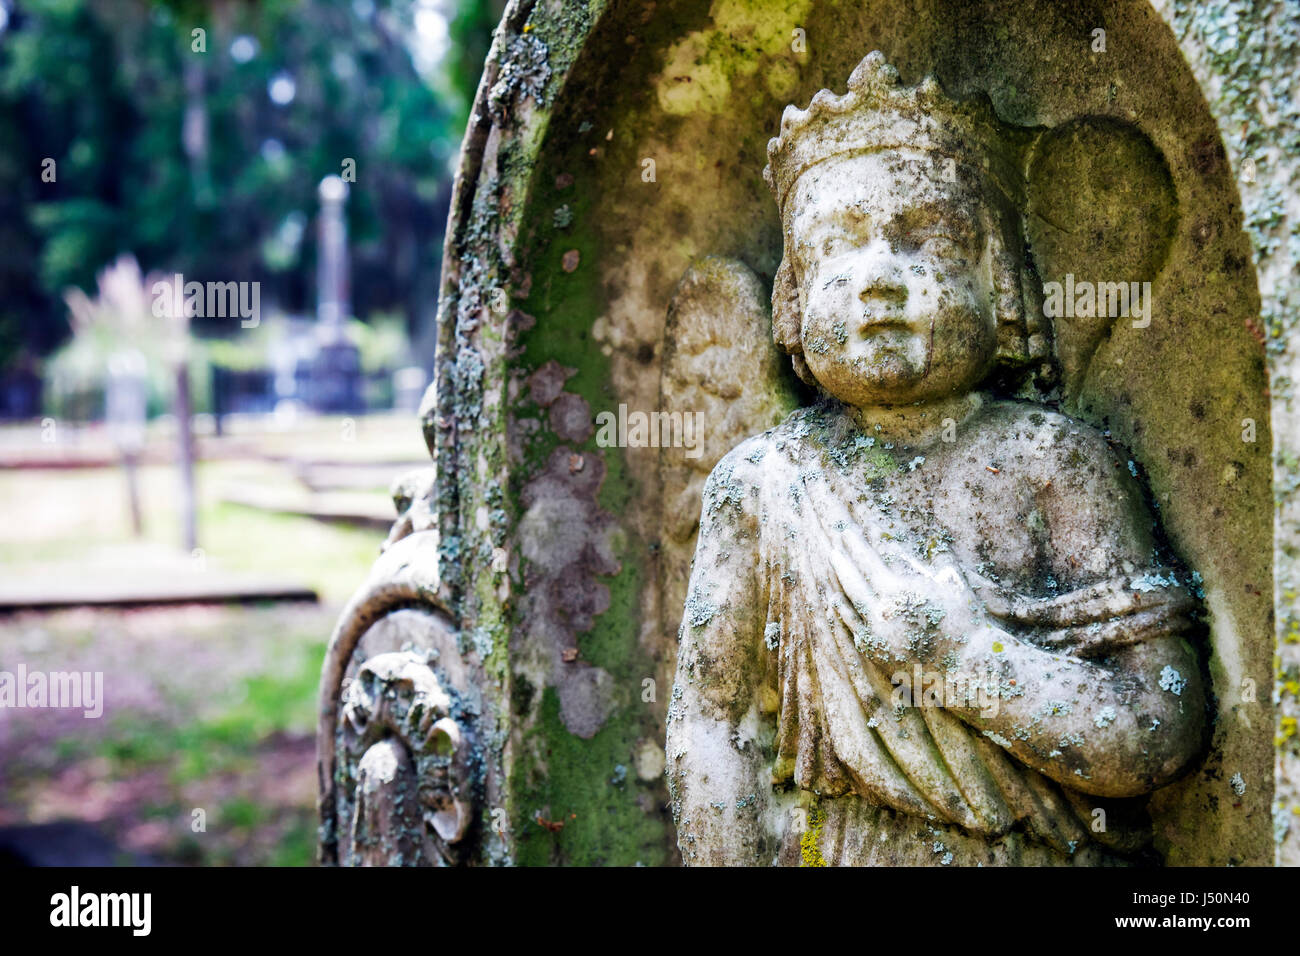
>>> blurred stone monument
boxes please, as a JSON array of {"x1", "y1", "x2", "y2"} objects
[
  {"x1": 318, "y1": 0, "x2": 1298, "y2": 866},
  {"x1": 307, "y1": 174, "x2": 363, "y2": 414},
  {"x1": 105, "y1": 348, "x2": 147, "y2": 536}
]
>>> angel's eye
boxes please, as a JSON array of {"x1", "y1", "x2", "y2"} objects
[
  {"x1": 920, "y1": 235, "x2": 963, "y2": 257},
  {"x1": 821, "y1": 233, "x2": 853, "y2": 257}
]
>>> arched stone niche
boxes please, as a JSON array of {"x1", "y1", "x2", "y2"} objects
[{"x1": 323, "y1": 0, "x2": 1299, "y2": 866}]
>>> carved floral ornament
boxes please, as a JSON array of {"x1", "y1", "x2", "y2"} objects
[
  {"x1": 666, "y1": 52, "x2": 1209, "y2": 866},
  {"x1": 318, "y1": 525, "x2": 483, "y2": 867},
  {"x1": 335, "y1": 651, "x2": 474, "y2": 866}
]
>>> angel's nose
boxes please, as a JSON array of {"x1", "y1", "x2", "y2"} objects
[
  {"x1": 859, "y1": 275, "x2": 908, "y2": 305},
  {"x1": 856, "y1": 247, "x2": 908, "y2": 305},
  {"x1": 857, "y1": 269, "x2": 909, "y2": 306}
]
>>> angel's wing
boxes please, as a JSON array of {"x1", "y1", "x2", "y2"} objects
[
  {"x1": 658, "y1": 256, "x2": 799, "y2": 639},
  {"x1": 1023, "y1": 118, "x2": 1178, "y2": 401}
]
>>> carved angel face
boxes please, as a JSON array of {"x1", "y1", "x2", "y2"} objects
[{"x1": 786, "y1": 149, "x2": 1000, "y2": 407}]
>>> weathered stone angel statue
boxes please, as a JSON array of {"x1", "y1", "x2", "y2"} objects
[{"x1": 664, "y1": 52, "x2": 1207, "y2": 866}]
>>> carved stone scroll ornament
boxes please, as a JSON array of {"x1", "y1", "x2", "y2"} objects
[
  {"x1": 318, "y1": 468, "x2": 484, "y2": 866},
  {"x1": 335, "y1": 650, "x2": 474, "y2": 865},
  {"x1": 665, "y1": 52, "x2": 1209, "y2": 866}
]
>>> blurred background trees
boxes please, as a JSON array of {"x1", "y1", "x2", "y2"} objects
[{"x1": 0, "y1": 0, "x2": 506, "y2": 414}]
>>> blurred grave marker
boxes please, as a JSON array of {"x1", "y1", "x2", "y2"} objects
[{"x1": 105, "y1": 348, "x2": 147, "y2": 536}]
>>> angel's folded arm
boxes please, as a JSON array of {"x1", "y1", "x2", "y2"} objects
[
  {"x1": 974, "y1": 569, "x2": 1200, "y2": 658},
  {"x1": 946, "y1": 435, "x2": 1208, "y2": 795},
  {"x1": 828, "y1": 515, "x2": 1206, "y2": 797}
]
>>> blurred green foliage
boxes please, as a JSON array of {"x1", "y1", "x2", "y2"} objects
[{"x1": 0, "y1": 0, "x2": 506, "y2": 373}]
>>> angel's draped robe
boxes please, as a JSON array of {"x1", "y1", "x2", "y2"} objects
[{"x1": 693, "y1": 400, "x2": 1199, "y2": 866}]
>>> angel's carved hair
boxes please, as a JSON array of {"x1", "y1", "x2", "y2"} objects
[{"x1": 764, "y1": 52, "x2": 1050, "y2": 386}]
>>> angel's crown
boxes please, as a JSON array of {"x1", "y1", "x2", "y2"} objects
[{"x1": 763, "y1": 52, "x2": 1023, "y2": 214}]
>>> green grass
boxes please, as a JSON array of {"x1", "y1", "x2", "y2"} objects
[
  {"x1": 12, "y1": 615, "x2": 331, "y2": 866},
  {"x1": 86, "y1": 638, "x2": 326, "y2": 783},
  {"x1": 267, "y1": 817, "x2": 318, "y2": 867},
  {"x1": 0, "y1": 460, "x2": 388, "y2": 604},
  {"x1": 192, "y1": 496, "x2": 382, "y2": 603}
]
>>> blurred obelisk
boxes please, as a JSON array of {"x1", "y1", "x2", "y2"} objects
[
  {"x1": 317, "y1": 175, "x2": 350, "y2": 333},
  {"x1": 313, "y1": 175, "x2": 362, "y2": 413}
]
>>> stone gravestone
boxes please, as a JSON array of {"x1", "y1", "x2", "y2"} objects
[{"x1": 318, "y1": 0, "x2": 1298, "y2": 866}]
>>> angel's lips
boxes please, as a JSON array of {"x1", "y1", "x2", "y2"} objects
[
  {"x1": 848, "y1": 325, "x2": 921, "y2": 359},
  {"x1": 856, "y1": 311, "x2": 912, "y2": 333}
]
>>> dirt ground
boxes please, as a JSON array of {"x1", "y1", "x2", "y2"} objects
[{"x1": 0, "y1": 603, "x2": 339, "y2": 866}]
